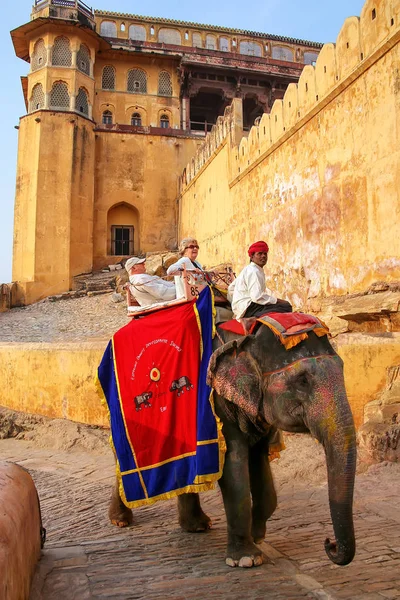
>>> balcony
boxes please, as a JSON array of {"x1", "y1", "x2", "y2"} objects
[{"x1": 32, "y1": 0, "x2": 95, "y2": 29}]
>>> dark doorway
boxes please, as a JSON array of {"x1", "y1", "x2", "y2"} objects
[
  {"x1": 243, "y1": 96, "x2": 265, "y2": 130},
  {"x1": 190, "y1": 90, "x2": 229, "y2": 132},
  {"x1": 111, "y1": 225, "x2": 134, "y2": 256}
]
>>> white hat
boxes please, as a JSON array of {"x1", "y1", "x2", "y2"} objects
[{"x1": 125, "y1": 256, "x2": 146, "y2": 272}]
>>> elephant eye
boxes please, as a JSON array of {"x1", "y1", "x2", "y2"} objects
[{"x1": 293, "y1": 371, "x2": 311, "y2": 394}]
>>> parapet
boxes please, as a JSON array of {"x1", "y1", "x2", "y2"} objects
[
  {"x1": 231, "y1": 0, "x2": 400, "y2": 180},
  {"x1": 31, "y1": 0, "x2": 95, "y2": 30},
  {"x1": 180, "y1": 0, "x2": 400, "y2": 188}
]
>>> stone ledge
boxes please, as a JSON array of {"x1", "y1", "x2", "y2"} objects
[{"x1": 0, "y1": 462, "x2": 42, "y2": 600}]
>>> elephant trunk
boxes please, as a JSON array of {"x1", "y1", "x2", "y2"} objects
[{"x1": 308, "y1": 358, "x2": 357, "y2": 566}]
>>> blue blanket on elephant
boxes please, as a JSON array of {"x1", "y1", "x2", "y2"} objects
[{"x1": 97, "y1": 287, "x2": 226, "y2": 508}]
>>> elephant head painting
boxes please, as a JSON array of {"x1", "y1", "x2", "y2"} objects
[{"x1": 109, "y1": 323, "x2": 356, "y2": 569}]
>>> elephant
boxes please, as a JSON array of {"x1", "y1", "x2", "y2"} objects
[{"x1": 108, "y1": 322, "x2": 356, "y2": 569}]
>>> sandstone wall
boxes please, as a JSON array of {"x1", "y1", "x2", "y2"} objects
[
  {"x1": 180, "y1": 0, "x2": 400, "y2": 302},
  {"x1": 179, "y1": 0, "x2": 400, "y2": 429}
]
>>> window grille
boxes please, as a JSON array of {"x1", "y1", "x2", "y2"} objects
[
  {"x1": 102, "y1": 110, "x2": 113, "y2": 125},
  {"x1": 304, "y1": 51, "x2": 319, "y2": 65},
  {"x1": 100, "y1": 21, "x2": 117, "y2": 37},
  {"x1": 192, "y1": 33, "x2": 202, "y2": 47},
  {"x1": 111, "y1": 225, "x2": 134, "y2": 256},
  {"x1": 77, "y1": 44, "x2": 90, "y2": 76},
  {"x1": 31, "y1": 39, "x2": 47, "y2": 71},
  {"x1": 272, "y1": 46, "x2": 294, "y2": 61},
  {"x1": 76, "y1": 88, "x2": 89, "y2": 115},
  {"x1": 160, "y1": 114, "x2": 169, "y2": 128},
  {"x1": 131, "y1": 113, "x2": 142, "y2": 126},
  {"x1": 129, "y1": 25, "x2": 146, "y2": 41},
  {"x1": 239, "y1": 41, "x2": 262, "y2": 57},
  {"x1": 158, "y1": 28, "x2": 181, "y2": 45},
  {"x1": 219, "y1": 37, "x2": 229, "y2": 51},
  {"x1": 127, "y1": 69, "x2": 147, "y2": 93},
  {"x1": 52, "y1": 36, "x2": 72, "y2": 67},
  {"x1": 50, "y1": 81, "x2": 70, "y2": 110},
  {"x1": 29, "y1": 83, "x2": 45, "y2": 112},
  {"x1": 102, "y1": 65, "x2": 116, "y2": 90},
  {"x1": 206, "y1": 35, "x2": 216, "y2": 50},
  {"x1": 158, "y1": 71, "x2": 172, "y2": 96}
]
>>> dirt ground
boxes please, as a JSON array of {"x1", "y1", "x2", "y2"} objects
[{"x1": 1, "y1": 407, "x2": 400, "y2": 599}]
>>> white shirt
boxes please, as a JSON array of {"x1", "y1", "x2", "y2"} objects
[
  {"x1": 228, "y1": 262, "x2": 277, "y2": 319},
  {"x1": 129, "y1": 274, "x2": 176, "y2": 307},
  {"x1": 166, "y1": 256, "x2": 202, "y2": 275}
]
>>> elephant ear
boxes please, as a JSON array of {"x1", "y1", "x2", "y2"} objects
[{"x1": 207, "y1": 336, "x2": 262, "y2": 418}]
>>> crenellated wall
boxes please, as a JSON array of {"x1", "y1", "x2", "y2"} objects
[{"x1": 180, "y1": 0, "x2": 400, "y2": 303}]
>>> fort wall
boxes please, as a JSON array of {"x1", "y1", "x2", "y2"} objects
[{"x1": 180, "y1": 0, "x2": 400, "y2": 304}]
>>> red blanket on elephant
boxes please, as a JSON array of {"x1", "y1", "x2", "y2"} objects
[{"x1": 97, "y1": 287, "x2": 225, "y2": 508}]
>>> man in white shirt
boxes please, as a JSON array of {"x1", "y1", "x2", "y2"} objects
[
  {"x1": 228, "y1": 241, "x2": 292, "y2": 321},
  {"x1": 125, "y1": 256, "x2": 176, "y2": 307}
]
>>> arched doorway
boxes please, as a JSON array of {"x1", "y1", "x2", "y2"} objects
[{"x1": 107, "y1": 203, "x2": 139, "y2": 257}]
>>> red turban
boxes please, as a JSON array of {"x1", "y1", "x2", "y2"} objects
[{"x1": 248, "y1": 241, "x2": 269, "y2": 256}]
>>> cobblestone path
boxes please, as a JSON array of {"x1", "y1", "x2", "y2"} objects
[{"x1": 1, "y1": 438, "x2": 399, "y2": 600}]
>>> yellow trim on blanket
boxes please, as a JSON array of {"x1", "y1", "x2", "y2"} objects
[
  {"x1": 118, "y1": 481, "x2": 218, "y2": 509},
  {"x1": 197, "y1": 438, "x2": 219, "y2": 446},
  {"x1": 210, "y1": 285, "x2": 217, "y2": 339},
  {"x1": 111, "y1": 337, "x2": 149, "y2": 500},
  {"x1": 121, "y1": 451, "x2": 197, "y2": 475},
  {"x1": 193, "y1": 298, "x2": 226, "y2": 485},
  {"x1": 193, "y1": 302, "x2": 204, "y2": 359}
]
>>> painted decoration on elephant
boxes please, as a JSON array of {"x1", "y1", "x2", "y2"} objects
[{"x1": 97, "y1": 286, "x2": 225, "y2": 508}]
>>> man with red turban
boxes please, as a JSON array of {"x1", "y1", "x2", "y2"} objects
[{"x1": 228, "y1": 241, "x2": 292, "y2": 320}]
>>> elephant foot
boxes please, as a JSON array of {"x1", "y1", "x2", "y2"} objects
[
  {"x1": 109, "y1": 484, "x2": 133, "y2": 528},
  {"x1": 226, "y1": 540, "x2": 263, "y2": 568},
  {"x1": 178, "y1": 493, "x2": 212, "y2": 533},
  {"x1": 179, "y1": 509, "x2": 212, "y2": 532},
  {"x1": 110, "y1": 516, "x2": 132, "y2": 528},
  {"x1": 109, "y1": 504, "x2": 133, "y2": 528}
]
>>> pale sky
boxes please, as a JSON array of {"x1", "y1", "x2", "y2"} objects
[{"x1": 0, "y1": 0, "x2": 365, "y2": 282}]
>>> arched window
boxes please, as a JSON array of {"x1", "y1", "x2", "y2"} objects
[
  {"x1": 206, "y1": 35, "x2": 216, "y2": 50},
  {"x1": 29, "y1": 83, "x2": 45, "y2": 112},
  {"x1": 131, "y1": 112, "x2": 142, "y2": 126},
  {"x1": 31, "y1": 39, "x2": 47, "y2": 71},
  {"x1": 158, "y1": 71, "x2": 172, "y2": 96},
  {"x1": 102, "y1": 65, "x2": 116, "y2": 90},
  {"x1": 77, "y1": 44, "x2": 91, "y2": 76},
  {"x1": 239, "y1": 41, "x2": 262, "y2": 57},
  {"x1": 76, "y1": 87, "x2": 89, "y2": 115},
  {"x1": 272, "y1": 46, "x2": 294, "y2": 62},
  {"x1": 102, "y1": 110, "x2": 113, "y2": 125},
  {"x1": 304, "y1": 51, "x2": 319, "y2": 65},
  {"x1": 219, "y1": 37, "x2": 229, "y2": 51},
  {"x1": 158, "y1": 28, "x2": 181, "y2": 45},
  {"x1": 160, "y1": 114, "x2": 170, "y2": 128},
  {"x1": 192, "y1": 33, "x2": 202, "y2": 47},
  {"x1": 129, "y1": 25, "x2": 146, "y2": 41},
  {"x1": 100, "y1": 21, "x2": 117, "y2": 37},
  {"x1": 127, "y1": 69, "x2": 147, "y2": 93},
  {"x1": 121, "y1": 23, "x2": 126, "y2": 32},
  {"x1": 52, "y1": 36, "x2": 72, "y2": 67},
  {"x1": 50, "y1": 81, "x2": 70, "y2": 110}
]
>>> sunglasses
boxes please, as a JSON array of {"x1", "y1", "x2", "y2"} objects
[{"x1": 186, "y1": 245, "x2": 199, "y2": 250}]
